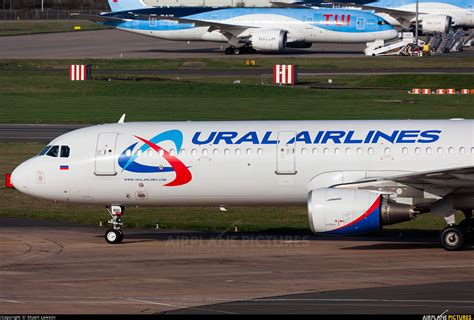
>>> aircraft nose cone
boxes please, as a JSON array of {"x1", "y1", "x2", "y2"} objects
[
  {"x1": 390, "y1": 29, "x2": 398, "y2": 39},
  {"x1": 11, "y1": 162, "x2": 30, "y2": 195}
]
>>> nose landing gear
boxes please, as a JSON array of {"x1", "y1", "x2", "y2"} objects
[{"x1": 105, "y1": 205, "x2": 124, "y2": 244}]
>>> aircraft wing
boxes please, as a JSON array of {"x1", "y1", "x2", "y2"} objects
[
  {"x1": 330, "y1": 2, "x2": 419, "y2": 28},
  {"x1": 270, "y1": 2, "x2": 312, "y2": 8},
  {"x1": 70, "y1": 13, "x2": 128, "y2": 23},
  {"x1": 129, "y1": 13, "x2": 257, "y2": 45},
  {"x1": 140, "y1": 15, "x2": 254, "y2": 31},
  {"x1": 384, "y1": 166, "x2": 474, "y2": 188},
  {"x1": 357, "y1": 5, "x2": 419, "y2": 18},
  {"x1": 333, "y1": 166, "x2": 474, "y2": 200}
]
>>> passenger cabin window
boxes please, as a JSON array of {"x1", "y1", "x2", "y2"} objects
[
  {"x1": 46, "y1": 145, "x2": 59, "y2": 157},
  {"x1": 60, "y1": 146, "x2": 70, "y2": 158}
]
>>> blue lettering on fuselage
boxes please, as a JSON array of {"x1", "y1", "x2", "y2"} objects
[{"x1": 190, "y1": 130, "x2": 441, "y2": 145}]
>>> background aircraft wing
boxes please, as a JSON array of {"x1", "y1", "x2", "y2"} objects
[{"x1": 330, "y1": 2, "x2": 418, "y2": 28}]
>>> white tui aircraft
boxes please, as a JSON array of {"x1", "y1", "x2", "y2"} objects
[
  {"x1": 332, "y1": 0, "x2": 474, "y2": 33},
  {"x1": 10, "y1": 118, "x2": 474, "y2": 250},
  {"x1": 73, "y1": 0, "x2": 398, "y2": 54}
]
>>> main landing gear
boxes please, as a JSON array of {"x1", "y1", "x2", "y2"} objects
[
  {"x1": 224, "y1": 45, "x2": 257, "y2": 55},
  {"x1": 105, "y1": 205, "x2": 124, "y2": 244},
  {"x1": 440, "y1": 210, "x2": 473, "y2": 251}
]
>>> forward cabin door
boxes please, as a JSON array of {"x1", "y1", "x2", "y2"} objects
[
  {"x1": 356, "y1": 17, "x2": 366, "y2": 30},
  {"x1": 95, "y1": 132, "x2": 118, "y2": 176},
  {"x1": 276, "y1": 131, "x2": 297, "y2": 175}
]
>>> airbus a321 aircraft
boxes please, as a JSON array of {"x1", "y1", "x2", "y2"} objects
[
  {"x1": 10, "y1": 119, "x2": 474, "y2": 250},
  {"x1": 74, "y1": 0, "x2": 397, "y2": 54}
]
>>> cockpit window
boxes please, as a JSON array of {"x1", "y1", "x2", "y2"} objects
[
  {"x1": 38, "y1": 145, "x2": 51, "y2": 156},
  {"x1": 60, "y1": 146, "x2": 70, "y2": 158},
  {"x1": 46, "y1": 145, "x2": 59, "y2": 157}
]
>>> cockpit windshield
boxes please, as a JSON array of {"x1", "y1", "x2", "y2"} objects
[
  {"x1": 38, "y1": 145, "x2": 70, "y2": 157},
  {"x1": 38, "y1": 145, "x2": 51, "y2": 156},
  {"x1": 46, "y1": 146, "x2": 59, "y2": 157},
  {"x1": 60, "y1": 146, "x2": 70, "y2": 158}
]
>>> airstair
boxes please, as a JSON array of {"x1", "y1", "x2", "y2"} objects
[
  {"x1": 364, "y1": 33, "x2": 424, "y2": 56},
  {"x1": 435, "y1": 29, "x2": 465, "y2": 53},
  {"x1": 425, "y1": 29, "x2": 472, "y2": 53},
  {"x1": 366, "y1": 29, "x2": 473, "y2": 56},
  {"x1": 461, "y1": 30, "x2": 473, "y2": 48}
]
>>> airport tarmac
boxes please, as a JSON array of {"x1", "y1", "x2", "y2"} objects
[
  {"x1": 0, "y1": 29, "x2": 473, "y2": 59},
  {"x1": 0, "y1": 217, "x2": 473, "y2": 314}
]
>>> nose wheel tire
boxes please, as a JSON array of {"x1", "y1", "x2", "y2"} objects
[
  {"x1": 440, "y1": 226, "x2": 466, "y2": 251},
  {"x1": 105, "y1": 229, "x2": 124, "y2": 244}
]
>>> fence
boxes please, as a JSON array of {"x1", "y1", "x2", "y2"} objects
[{"x1": 0, "y1": 9, "x2": 106, "y2": 20}]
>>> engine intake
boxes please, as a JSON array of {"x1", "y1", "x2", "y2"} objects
[
  {"x1": 308, "y1": 188, "x2": 415, "y2": 235},
  {"x1": 250, "y1": 29, "x2": 287, "y2": 51}
]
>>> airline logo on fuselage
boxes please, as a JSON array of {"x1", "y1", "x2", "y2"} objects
[
  {"x1": 118, "y1": 130, "x2": 192, "y2": 186},
  {"x1": 192, "y1": 130, "x2": 441, "y2": 145}
]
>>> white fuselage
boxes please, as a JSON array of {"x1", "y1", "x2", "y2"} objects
[
  {"x1": 109, "y1": 9, "x2": 398, "y2": 44},
  {"x1": 119, "y1": 24, "x2": 396, "y2": 44},
  {"x1": 374, "y1": 2, "x2": 474, "y2": 27},
  {"x1": 11, "y1": 120, "x2": 474, "y2": 207}
]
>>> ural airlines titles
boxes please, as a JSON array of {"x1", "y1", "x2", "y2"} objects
[{"x1": 191, "y1": 129, "x2": 442, "y2": 145}]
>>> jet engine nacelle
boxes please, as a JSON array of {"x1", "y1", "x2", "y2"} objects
[
  {"x1": 307, "y1": 188, "x2": 415, "y2": 235},
  {"x1": 420, "y1": 14, "x2": 452, "y2": 33},
  {"x1": 250, "y1": 29, "x2": 287, "y2": 51}
]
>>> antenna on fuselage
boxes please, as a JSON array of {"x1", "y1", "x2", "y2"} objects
[{"x1": 118, "y1": 114, "x2": 126, "y2": 124}]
